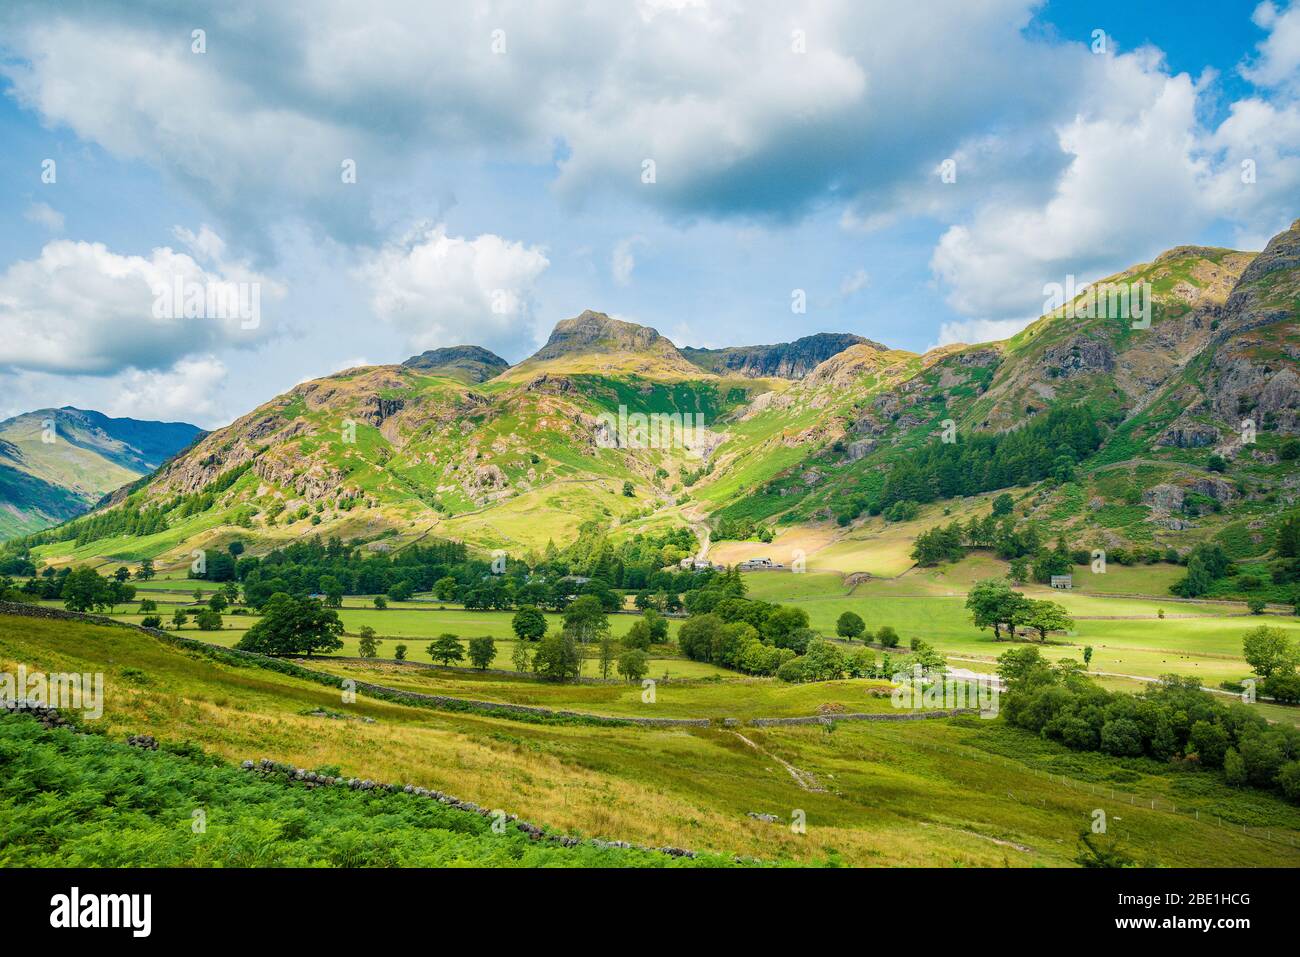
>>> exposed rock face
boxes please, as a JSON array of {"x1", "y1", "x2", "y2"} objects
[
  {"x1": 360, "y1": 395, "x2": 405, "y2": 427},
  {"x1": 1204, "y1": 219, "x2": 1300, "y2": 435},
  {"x1": 1157, "y1": 418, "x2": 1221, "y2": 448},
  {"x1": 401, "y1": 345, "x2": 510, "y2": 383},
  {"x1": 1143, "y1": 483, "x2": 1185, "y2": 514},
  {"x1": 1189, "y1": 476, "x2": 1236, "y2": 502},
  {"x1": 1042, "y1": 335, "x2": 1116, "y2": 378},
  {"x1": 682, "y1": 333, "x2": 881, "y2": 379}
]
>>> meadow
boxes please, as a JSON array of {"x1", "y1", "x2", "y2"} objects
[{"x1": 2, "y1": 612, "x2": 1297, "y2": 867}]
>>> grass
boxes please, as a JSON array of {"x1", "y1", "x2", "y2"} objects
[{"x1": 2, "y1": 612, "x2": 1298, "y2": 867}]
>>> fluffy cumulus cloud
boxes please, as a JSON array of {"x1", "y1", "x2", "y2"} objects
[
  {"x1": 107, "y1": 356, "x2": 229, "y2": 423},
  {"x1": 0, "y1": 0, "x2": 1078, "y2": 243},
  {"x1": 930, "y1": 10, "x2": 1300, "y2": 327},
  {"x1": 358, "y1": 225, "x2": 550, "y2": 354},
  {"x1": 1, "y1": 0, "x2": 1298, "y2": 359},
  {"x1": 0, "y1": 228, "x2": 280, "y2": 376}
]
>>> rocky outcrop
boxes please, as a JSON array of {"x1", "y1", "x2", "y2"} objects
[
  {"x1": 1042, "y1": 335, "x2": 1116, "y2": 378},
  {"x1": 682, "y1": 333, "x2": 881, "y2": 379},
  {"x1": 1157, "y1": 418, "x2": 1221, "y2": 448},
  {"x1": 402, "y1": 345, "x2": 510, "y2": 383}
]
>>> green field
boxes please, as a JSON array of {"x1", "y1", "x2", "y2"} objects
[{"x1": 3, "y1": 611, "x2": 1297, "y2": 867}]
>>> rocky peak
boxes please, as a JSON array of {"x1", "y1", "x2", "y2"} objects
[{"x1": 531, "y1": 311, "x2": 679, "y2": 361}]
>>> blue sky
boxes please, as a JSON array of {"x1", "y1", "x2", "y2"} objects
[{"x1": 1, "y1": 0, "x2": 1297, "y2": 427}]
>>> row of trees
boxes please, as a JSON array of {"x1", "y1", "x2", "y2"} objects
[{"x1": 998, "y1": 647, "x2": 1300, "y2": 804}]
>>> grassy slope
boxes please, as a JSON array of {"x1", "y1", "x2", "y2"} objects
[{"x1": 3, "y1": 613, "x2": 1298, "y2": 866}]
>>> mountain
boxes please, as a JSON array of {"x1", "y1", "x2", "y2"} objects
[
  {"x1": 682, "y1": 333, "x2": 881, "y2": 379},
  {"x1": 6, "y1": 220, "x2": 1298, "y2": 578},
  {"x1": 0, "y1": 408, "x2": 203, "y2": 538},
  {"x1": 401, "y1": 345, "x2": 509, "y2": 383}
]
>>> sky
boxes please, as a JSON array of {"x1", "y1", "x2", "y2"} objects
[{"x1": 1, "y1": 0, "x2": 1298, "y2": 429}]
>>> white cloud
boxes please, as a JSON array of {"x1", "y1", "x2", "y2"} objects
[
  {"x1": 1242, "y1": 1, "x2": 1300, "y2": 94},
  {"x1": 930, "y1": 40, "x2": 1300, "y2": 320},
  {"x1": 108, "y1": 356, "x2": 229, "y2": 423},
  {"x1": 357, "y1": 225, "x2": 550, "y2": 354},
  {"x1": 839, "y1": 268, "x2": 869, "y2": 297},
  {"x1": 611, "y1": 237, "x2": 644, "y2": 285},
  {"x1": 23, "y1": 201, "x2": 64, "y2": 232},
  {"x1": 930, "y1": 317, "x2": 1034, "y2": 350},
  {"x1": 0, "y1": 1, "x2": 1077, "y2": 242},
  {"x1": 0, "y1": 231, "x2": 281, "y2": 375}
]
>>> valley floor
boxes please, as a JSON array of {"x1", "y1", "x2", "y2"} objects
[{"x1": 2, "y1": 611, "x2": 1298, "y2": 867}]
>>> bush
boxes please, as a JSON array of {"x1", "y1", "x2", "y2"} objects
[
  {"x1": 776, "y1": 658, "x2": 806, "y2": 683},
  {"x1": 876, "y1": 625, "x2": 900, "y2": 648}
]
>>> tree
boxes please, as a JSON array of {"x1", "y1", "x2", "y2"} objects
[
  {"x1": 222, "y1": 581, "x2": 241, "y2": 605},
  {"x1": 1248, "y1": 598, "x2": 1266, "y2": 615},
  {"x1": 373, "y1": 595, "x2": 388, "y2": 610},
  {"x1": 427, "y1": 633, "x2": 465, "y2": 666},
  {"x1": 62, "y1": 567, "x2": 108, "y2": 613},
  {"x1": 357, "y1": 625, "x2": 381, "y2": 658},
  {"x1": 138, "y1": 598, "x2": 158, "y2": 613},
  {"x1": 394, "y1": 644, "x2": 407, "y2": 661},
  {"x1": 1188, "y1": 720, "x2": 1230, "y2": 767},
  {"x1": 141, "y1": 615, "x2": 162, "y2": 629},
  {"x1": 1224, "y1": 747, "x2": 1247, "y2": 786},
  {"x1": 992, "y1": 493, "x2": 1014, "y2": 516},
  {"x1": 208, "y1": 592, "x2": 229, "y2": 614},
  {"x1": 624, "y1": 619, "x2": 653, "y2": 650},
  {"x1": 511, "y1": 605, "x2": 548, "y2": 642},
  {"x1": 643, "y1": 608, "x2": 669, "y2": 643},
  {"x1": 104, "y1": 580, "x2": 135, "y2": 613},
  {"x1": 596, "y1": 635, "x2": 618, "y2": 679},
  {"x1": 622, "y1": 481, "x2": 635, "y2": 497},
  {"x1": 563, "y1": 595, "x2": 609, "y2": 644},
  {"x1": 387, "y1": 580, "x2": 415, "y2": 602},
  {"x1": 434, "y1": 576, "x2": 459, "y2": 602},
  {"x1": 228, "y1": 541, "x2": 245, "y2": 558},
  {"x1": 836, "y1": 611, "x2": 865, "y2": 640},
  {"x1": 1242, "y1": 625, "x2": 1297, "y2": 679},
  {"x1": 468, "y1": 636, "x2": 497, "y2": 670},
  {"x1": 319, "y1": 575, "x2": 344, "y2": 608},
  {"x1": 136, "y1": 558, "x2": 155, "y2": 581},
  {"x1": 965, "y1": 578, "x2": 1026, "y2": 640},
  {"x1": 236, "y1": 593, "x2": 343, "y2": 657},
  {"x1": 113, "y1": 566, "x2": 131, "y2": 583},
  {"x1": 876, "y1": 625, "x2": 900, "y2": 648},
  {"x1": 1021, "y1": 599, "x2": 1073, "y2": 642},
  {"x1": 171, "y1": 608, "x2": 188, "y2": 629},
  {"x1": 194, "y1": 608, "x2": 223, "y2": 631},
  {"x1": 1264, "y1": 669, "x2": 1300, "y2": 704},
  {"x1": 1082, "y1": 645, "x2": 1093, "y2": 668},
  {"x1": 533, "y1": 631, "x2": 582, "y2": 681},
  {"x1": 617, "y1": 648, "x2": 650, "y2": 682},
  {"x1": 511, "y1": 640, "x2": 532, "y2": 673}
]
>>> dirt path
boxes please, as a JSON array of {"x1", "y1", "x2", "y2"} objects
[{"x1": 729, "y1": 729, "x2": 825, "y2": 792}]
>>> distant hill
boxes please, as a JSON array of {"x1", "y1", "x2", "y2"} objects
[
  {"x1": 0, "y1": 408, "x2": 202, "y2": 537},
  {"x1": 401, "y1": 345, "x2": 509, "y2": 383},
  {"x1": 682, "y1": 333, "x2": 880, "y2": 379}
]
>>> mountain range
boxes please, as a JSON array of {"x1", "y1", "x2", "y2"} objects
[
  {"x1": 4, "y1": 218, "x2": 1299, "y2": 576},
  {"x1": 0, "y1": 409, "x2": 202, "y2": 539}
]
